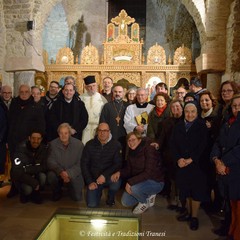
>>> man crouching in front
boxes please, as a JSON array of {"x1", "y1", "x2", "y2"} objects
[
  {"x1": 11, "y1": 130, "x2": 48, "y2": 204},
  {"x1": 47, "y1": 123, "x2": 84, "y2": 201}
]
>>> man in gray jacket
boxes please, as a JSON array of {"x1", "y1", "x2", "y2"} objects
[{"x1": 47, "y1": 123, "x2": 84, "y2": 201}]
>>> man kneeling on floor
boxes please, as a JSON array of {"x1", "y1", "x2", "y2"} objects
[
  {"x1": 81, "y1": 123, "x2": 122, "y2": 207},
  {"x1": 47, "y1": 123, "x2": 84, "y2": 201},
  {"x1": 11, "y1": 130, "x2": 48, "y2": 204}
]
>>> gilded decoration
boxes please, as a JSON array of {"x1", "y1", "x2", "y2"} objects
[
  {"x1": 80, "y1": 43, "x2": 99, "y2": 65},
  {"x1": 147, "y1": 43, "x2": 166, "y2": 65},
  {"x1": 173, "y1": 44, "x2": 192, "y2": 65},
  {"x1": 56, "y1": 46, "x2": 74, "y2": 64},
  {"x1": 103, "y1": 10, "x2": 143, "y2": 65},
  {"x1": 41, "y1": 10, "x2": 196, "y2": 94}
]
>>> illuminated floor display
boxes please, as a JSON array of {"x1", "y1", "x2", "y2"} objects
[{"x1": 36, "y1": 208, "x2": 139, "y2": 240}]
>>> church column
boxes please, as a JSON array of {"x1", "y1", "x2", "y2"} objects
[
  {"x1": 206, "y1": 73, "x2": 222, "y2": 97},
  {"x1": 13, "y1": 71, "x2": 35, "y2": 96}
]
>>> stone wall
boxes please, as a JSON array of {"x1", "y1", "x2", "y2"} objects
[
  {"x1": 146, "y1": 0, "x2": 200, "y2": 62},
  {"x1": 226, "y1": 0, "x2": 240, "y2": 82},
  {"x1": 42, "y1": 0, "x2": 107, "y2": 63},
  {"x1": 42, "y1": 3, "x2": 69, "y2": 62}
]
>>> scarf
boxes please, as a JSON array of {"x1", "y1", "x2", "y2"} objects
[{"x1": 155, "y1": 105, "x2": 167, "y2": 116}]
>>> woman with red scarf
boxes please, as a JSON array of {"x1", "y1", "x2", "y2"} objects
[
  {"x1": 211, "y1": 94, "x2": 240, "y2": 240},
  {"x1": 147, "y1": 92, "x2": 170, "y2": 141}
]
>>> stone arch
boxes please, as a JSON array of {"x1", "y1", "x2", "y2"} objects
[{"x1": 180, "y1": 0, "x2": 206, "y2": 45}]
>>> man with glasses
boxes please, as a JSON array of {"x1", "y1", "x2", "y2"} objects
[
  {"x1": 43, "y1": 81, "x2": 60, "y2": 110},
  {"x1": 124, "y1": 88, "x2": 154, "y2": 136},
  {"x1": 0, "y1": 85, "x2": 13, "y2": 110},
  {"x1": 175, "y1": 86, "x2": 187, "y2": 103},
  {"x1": 81, "y1": 123, "x2": 122, "y2": 207}
]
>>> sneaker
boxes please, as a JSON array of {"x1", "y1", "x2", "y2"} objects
[
  {"x1": 147, "y1": 194, "x2": 156, "y2": 207},
  {"x1": 133, "y1": 202, "x2": 149, "y2": 214}
]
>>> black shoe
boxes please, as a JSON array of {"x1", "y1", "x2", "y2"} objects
[
  {"x1": 176, "y1": 206, "x2": 187, "y2": 213},
  {"x1": 167, "y1": 204, "x2": 178, "y2": 210},
  {"x1": 31, "y1": 190, "x2": 43, "y2": 204},
  {"x1": 106, "y1": 198, "x2": 115, "y2": 206},
  {"x1": 20, "y1": 193, "x2": 30, "y2": 204},
  {"x1": 7, "y1": 184, "x2": 19, "y2": 198},
  {"x1": 177, "y1": 212, "x2": 191, "y2": 222},
  {"x1": 52, "y1": 191, "x2": 62, "y2": 201},
  {"x1": 190, "y1": 217, "x2": 199, "y2": 231}
]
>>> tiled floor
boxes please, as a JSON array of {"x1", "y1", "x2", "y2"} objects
[{"x1": 0, "y1": 183, "x2": 226, "y2": 240}]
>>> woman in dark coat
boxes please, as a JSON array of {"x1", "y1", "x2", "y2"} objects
[
  {"x1": 154, "y1": 99, "x2": 183, "y2": 209},
  {"x1": 147, "y1": 92, "x2": 170, "y2": 140},
  {"x1": 111, "y1": 131, "x2": 164, "y2": 214},
  {"x1": 171, "y1": 101, "x2": 208, "y2": 231},
  {"x1": 211, "y1": 94, "x2": 240, "y2": 240}
]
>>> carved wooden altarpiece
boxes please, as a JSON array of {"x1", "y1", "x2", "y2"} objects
[{"x1": 37, "y1": 10, "x2": 196, "y2": 94}]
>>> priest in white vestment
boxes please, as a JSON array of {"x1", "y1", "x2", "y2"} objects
[
  {"x1": 81, "y1": 76, "x2": 107, "y2": 144},
  {"x1": 124, "y1": 88, "x2": 154, "y2": 136}
]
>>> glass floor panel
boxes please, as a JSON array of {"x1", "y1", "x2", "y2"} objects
[{"x1": 36, "y1": 208, "x2": 140, "y2": 240}]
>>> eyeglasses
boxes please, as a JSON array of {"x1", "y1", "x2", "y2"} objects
[
  {"x1": 2, "y1": 92, "x2": 12, "y2": 94},
  {"x1": 221, "y1": 89, "x2": 233, "y2": 94},
  {"x1": 97, "y1": 129, "x2": 110, "y2": 133}
]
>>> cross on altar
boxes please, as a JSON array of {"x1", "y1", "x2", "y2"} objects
[{"x1": 111, "y1": 10, "x2": 135, "y2": 35}]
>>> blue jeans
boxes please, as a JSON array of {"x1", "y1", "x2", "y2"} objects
[
  {"x1": 86, "y1": 179, "x2": 121, "y2": 208},
  {"x1": 121, "y1": 180, "x2": 164, "y2": 206}
]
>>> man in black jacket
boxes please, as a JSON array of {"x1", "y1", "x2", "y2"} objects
[
  {"x1": 11, "y1": 131, "x2": 48, "y2": 204},
  {"x1": 47, "y1": 83, "x2": 88, "y2": 141},
  {"x1": 81, "y1": 123, "x2": 122, "y2": 207}
]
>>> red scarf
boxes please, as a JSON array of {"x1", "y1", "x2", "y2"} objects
[{"x1": 155, "y1": 105, "x2": 167, "y2": 116}]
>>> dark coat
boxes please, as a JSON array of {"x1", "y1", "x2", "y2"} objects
[
  {"x1": 171, "y1": 118, "x2": 209, "y2": 201},
  {"x1": 0, "y1": 104, "x2": 7, "y2": 144},
  {"x1": 158, "y1": 116, "x2": 182, "y2": 178},
  {"x1": 120, "y1": 138, "x2": 164, "y2": 186},
  {"x1": 81, "y1": 136, "x2": 122, "y2": 185},
  {"x1": 7, "y1": 97, "x2": 46, "y2": 156},
  {"x1": 147, "y1": 105, "x2": 170, "y2": 140},
  {"x1": 99, "y1": 100, "x2": 129, "y2": 140},
  {"x1": 211, "y1": 112, "x2": 240, "y2": 200},
  {"x1": 11, "y1": 140, "x2": 49, "y2": 189},
  {"x1": 47, "y1": 95, "x2": 88, "y2": 141}
]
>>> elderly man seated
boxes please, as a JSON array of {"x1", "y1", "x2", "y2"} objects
[
  {"x1": 11, "y1": 130, "x2": 48, "y2": 204},
  {"x1": 47, "y1": 123, "x2": 84, "y2": 201},
  {"x1": 81, "y1": 123, "x2": 122, "y2": 207}
]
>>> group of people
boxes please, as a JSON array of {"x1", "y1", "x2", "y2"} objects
[{"x1": 0, "y1": 75, "x2": 240, "y2": 239}]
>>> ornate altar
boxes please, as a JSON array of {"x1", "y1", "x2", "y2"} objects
[{"x1": 37, "y1": 10, "x2": 196, "y2": 94}]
